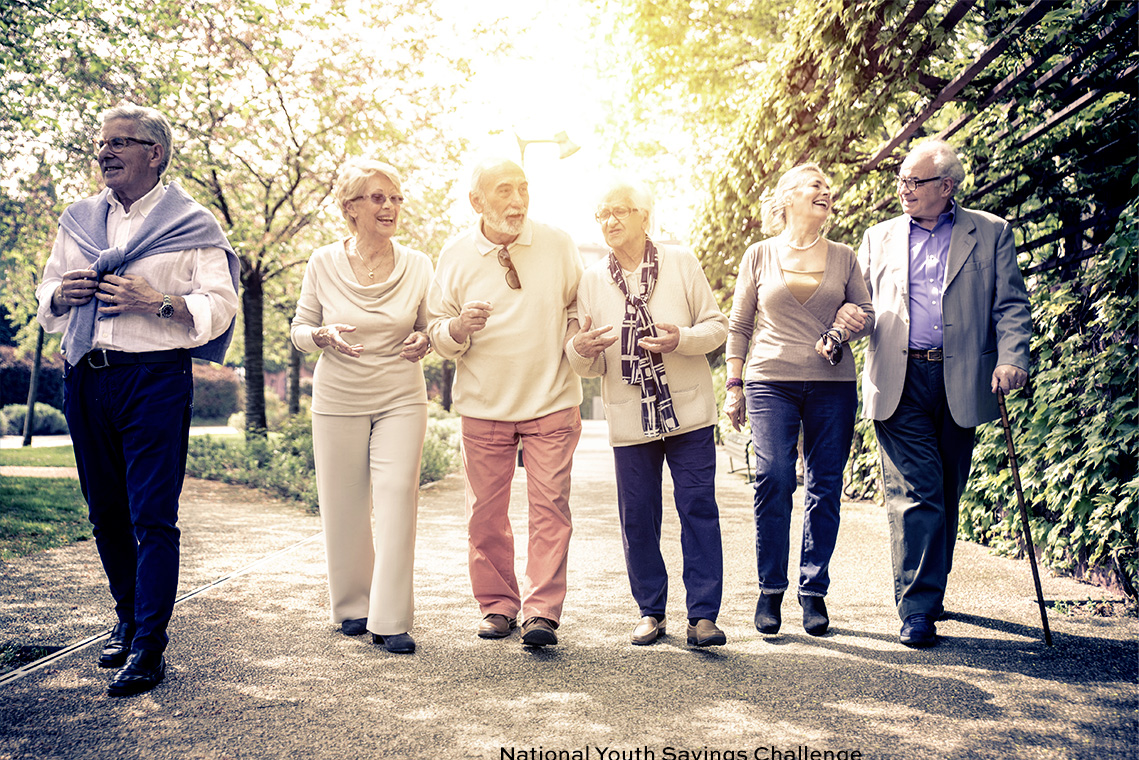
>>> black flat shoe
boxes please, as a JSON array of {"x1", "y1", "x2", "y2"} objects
[
  {"x1": 340, "y1": 618, "x2": 368, "y2": 636},
  {"x1": 372, "y1": 632, "x2": 416, "y2": 653},
  {"x1": 755, "y1": 592, "x2": 783, "y2": 634},
  {"x1": 107, "y1": 651, "x2": 165, "y2": 697},
  {"x1": 98, "y1": 622, "x2": 134, "y2": 668},
  {"x1": 799, "y1": 594, "x2": 829, "y2": 636},
  {"x1": 900, "y1": 614, "x2": 937, "y2": 647}
]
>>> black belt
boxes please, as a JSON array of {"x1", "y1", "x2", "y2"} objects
[
  {"x1": 908, "y1": 348, "x2": 943, "y2": 362},
  {"x1": 82, "y1": 349, "x2": 187, "y2": 369}
]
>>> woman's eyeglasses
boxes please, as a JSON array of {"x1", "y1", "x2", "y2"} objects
[
  {"x1": 595, "y1": 206, "x2": 637, "y2": 223},
  {"x1": 351, "y1": 193, "x2": 405, "y2": 206}
]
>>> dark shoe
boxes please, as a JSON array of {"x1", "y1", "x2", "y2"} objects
[
  {"x1": 631, "y1": 616, "x2": 665, "y2": 645},
  {"x1": 900, "y1": 614, "x2": 937, "y2": 647},
  {"x1": 98, "y1": 622, "x2": 134, "y2": 668},
  {"x1": 521, "y1": 617, "x2": 558, "y2": 647},
  {"x1": 754, "y1": 592, "x2": 783, "y2": 634},
  {"x1": 372, "y1": 632, "x2": 416, "y2": 653},
  {"x1": 477, "y1": 614, "x2": 517, "y2": 639},
  {"x1": 799, "y1": 594, "x2": 829, "y2": 636},
  {"x1": 340, "y1": 618, "x2": 368, "y2": 636},
  {"x1": 107, "y1": 651, "x2": 165, "y2": 697},
  {"x1": 686, "y1": 618, "x2": 726, "y2": 647}
]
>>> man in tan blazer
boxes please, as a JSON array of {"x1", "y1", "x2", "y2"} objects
[{"x1": 851, "y1": 140, "x2": 1031, "y2": 647}]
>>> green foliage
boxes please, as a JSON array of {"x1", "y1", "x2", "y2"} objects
[
  {"x1": 691, "y1": 0, "x2": 1137, "y2": 592},
  {"x1": 191, "y1": 362, "x2": 241, "y2": 421},
  {"x1": 0, "y1": 477, "x2": 90, "y2": 559},
  {"x1": 187, "y1": 407, "x2": 461, "y2": 511},
  {"x1": 0, "y1": 346, "x2": 64, "y2": 410},
  {"x1": 961, "y1": 205, "x2": 1138, "y2": 595},
  {"x1": 0, "y1": 404, "x2": 68, "y2": 436}
]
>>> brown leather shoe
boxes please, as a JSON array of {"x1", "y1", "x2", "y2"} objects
[
  {"x1": 631, "y1": 616, "x2": 665, "y2": 645},
  {"x1": 477, "y1": 614, "x2": 516, "y2": 639},
  {"x1": 520, "y1": 617, "x2": 558, "y2": 647},
  {"x1": 686, "y1": 618, "x2": 726, "y2": 647}
]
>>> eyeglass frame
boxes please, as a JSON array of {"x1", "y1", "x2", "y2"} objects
[
  {"x1": 94, "y1": 136, "x2": 157, "y2": 153},
  {"x1": 595, "y1": 206, "x2": 638, "y2": 223},
  {"x1": 497, "y1": 247, "x2": 521, "y2": 289},
  {"x1": 895, "y1": 175, "x2": 943, "y2": 192},
  {"x1": 350, "y1": 192, "x2": 406, "y2": 207}
]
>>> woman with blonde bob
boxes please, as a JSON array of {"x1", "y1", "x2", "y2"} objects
[
  {"x1": 724, "y1": 163, "x2": 874, "y2": 637},
  {"x1": 290, "y1": 158, "x2": 432, "y2": 653}
]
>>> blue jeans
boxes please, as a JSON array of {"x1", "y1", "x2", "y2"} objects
[
  {"x1": 745, "y1": 381, "x2": 857, "y2": 597},
  {"x1": 612, "y1": 425, "x2": 723, "y2": 622},
  {"x1": 63, "y1": 352, "x2": 193, "y2": 654}
]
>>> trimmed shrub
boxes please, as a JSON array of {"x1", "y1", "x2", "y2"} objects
[
  {"x1": 0, "y1": 346, "x2": 64, "y2": 410},
  {"x1": 0, "y1": 403, "x2": 68, "y2": 436},
  {"x1": 192, "y1": 362, "x2": 240, "y2": 421}
]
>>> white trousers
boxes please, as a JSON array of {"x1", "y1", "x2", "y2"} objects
[{"x1": 311, "y1": 405, "x2": 427, "y2": 635}]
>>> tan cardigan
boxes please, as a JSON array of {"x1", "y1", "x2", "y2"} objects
[
  {"x1": 566, "y1": 244, "x2": 727, "y2": 447},
  {"x1": 727, "y1": 239, "x2": 874, "y2": 383}
]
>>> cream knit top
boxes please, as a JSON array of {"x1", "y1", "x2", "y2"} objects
[{"x1": 291, "y1": 238, "x2": 431, "y2": 415}]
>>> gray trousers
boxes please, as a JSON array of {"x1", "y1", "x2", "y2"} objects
[{"x1": 874, "y1": 358, "x2": 976, "y2": 621}]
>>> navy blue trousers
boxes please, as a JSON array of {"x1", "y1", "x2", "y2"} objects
[
  {"x1": 875, "y1": 358, "x2": 975, "y2": 621},
  {"x1": 63, "y1": 352, "x2": 192, "y2": 654},
  {"x1": 612, "y1": 425, "x2": 723, "y2": 622},
  {"x1": 745, "y1": 381, "x2": 857, "y2": 597}
]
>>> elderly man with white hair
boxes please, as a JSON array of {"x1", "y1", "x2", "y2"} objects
[
  {"x1": 852, "y1": 139, "x2": 1031, "y2": 647},
  {"x1": 427, "y1": 158, "x2": 584, "y2": 648}
]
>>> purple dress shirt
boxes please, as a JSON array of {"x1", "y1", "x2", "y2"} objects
[{"x1": 907, "y1": 202, "x2": 956, "y2": 349}]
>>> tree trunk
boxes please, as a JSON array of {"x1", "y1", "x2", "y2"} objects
[
  {"x1": 21, "y1": 326, "x2": 44, "y2": 447},
  {"x1": 242, "y1": 273, "x2": 268, "y2": 437},
  {"x1": 441, "y1": 359, "x2": 453, "y2": 412},
  {"x1": 287, "y1": 342, "x2": 301, "y2": 416}
]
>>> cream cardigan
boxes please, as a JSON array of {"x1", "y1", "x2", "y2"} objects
[{"x1": 566, "y1": 244, "x2": 728, "y2": 447}]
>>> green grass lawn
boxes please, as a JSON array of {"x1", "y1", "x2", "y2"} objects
[
  {"x1": 0, "y1": 446, "x2": 76, "y2": 467},
  {"x1": 0, "y1": 477, "x2": 90, "y2": 559}
]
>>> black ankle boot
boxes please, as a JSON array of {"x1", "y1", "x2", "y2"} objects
[
  {"x1": 799, "y1": 594, "x2": 829, "y2": 636},
  {"x1": 754, "y1": 592, "x2": 783, "y2": 634}
]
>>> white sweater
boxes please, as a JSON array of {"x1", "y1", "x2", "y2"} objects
[{"x1": 566, "y1": 244, "x2": 728, "y2": 447}]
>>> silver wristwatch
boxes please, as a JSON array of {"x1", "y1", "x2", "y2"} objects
[{"x1": 156, "y1": 294, "x2": 175, "y2": 319}]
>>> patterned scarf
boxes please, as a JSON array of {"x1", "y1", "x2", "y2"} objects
[{"x1": 608, "y1": 238, "x2": 679, "y2": 438}]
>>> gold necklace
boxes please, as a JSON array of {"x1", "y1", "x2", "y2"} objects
[{"x1": 352, "y1": 239, "x2": 391, "y2": 280}]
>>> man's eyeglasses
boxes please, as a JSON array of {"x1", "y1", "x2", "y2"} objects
[
  {"x1": 94, "y1": 137, "x2": 157, "y2": 153},
  {"x1": 498, "y1": 246, "x2": 521, "y2": 290},
  {"x1": 351, "y1": 193, "x2": 405, "y2": 206},
  {"x1": 595, "y1": 206, "x2": 637, "y2": 223},
  {"x1": 895, "y1": 175, "x2": 942, "y2": 192}
]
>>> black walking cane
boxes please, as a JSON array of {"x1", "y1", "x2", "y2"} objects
[{"x1": 996, "y1": 388, "x2": 1053, "y2": 646}]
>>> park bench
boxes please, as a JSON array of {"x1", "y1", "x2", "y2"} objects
[{"x1": 722, "y1": 431, "x2": 754, "y2": 482}]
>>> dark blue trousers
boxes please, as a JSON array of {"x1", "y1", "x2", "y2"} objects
[
  {"x1": 745, "y1": 381, "x2": 857, "y2": 597},
  {"x1": 874, "y1": 358, "x2": 975, "y2": 621},
  {"x1": 612, "y1": 425, "x2": 723, "y2": 622},
  {"x1": 63, "y1": 351, "x2": 192, "y2": 654}
]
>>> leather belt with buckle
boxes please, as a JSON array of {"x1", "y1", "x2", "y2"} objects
[
  {"x1": 83, "y1": 349, "x2": 187, "y2": 369},
  {"x1": 908, "y1": 348, "x2": 943, "y2": 362}
]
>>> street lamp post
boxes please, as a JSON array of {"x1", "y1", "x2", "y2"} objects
[{"x1": 515, "y1": 130, "x2": 580, "y2": 166}]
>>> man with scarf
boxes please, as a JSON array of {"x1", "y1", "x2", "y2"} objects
[
  {"x1": 426, "y1": 158, "x2": 583, "y2": 647},
  {"x1": 567, "y1": 180, "x2": 728, "y2": 647},
  {"x1": 36, "y1": 103, "x2": 239, "y2": 695}
]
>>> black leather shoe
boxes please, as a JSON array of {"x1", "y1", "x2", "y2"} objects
[
  {"x1": 799, "y1": 594, "x2": 829, "y2": 636},
  {"x1": 900, "y1": 614, "x2": 937, "y2": 647},
  {"x1": 755, "y1": 592, "x2": 783, "y2": 634},
  {"x1": 340, "y1": 618, "x2": 368, "y2": 636},
  {"x1": 107, "y1": 651, "x2": 165, "y2": 697},
  {"x1": 372, "y1": 632, "x2": 416, "y2": 653},
  {"x1": 98, "y1": 622, "x2": 134, "y2": 668}
]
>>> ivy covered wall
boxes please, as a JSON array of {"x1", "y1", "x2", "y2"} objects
[{"x1": 695, "y1": 0, "x2": 1137, "y2": 594}]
